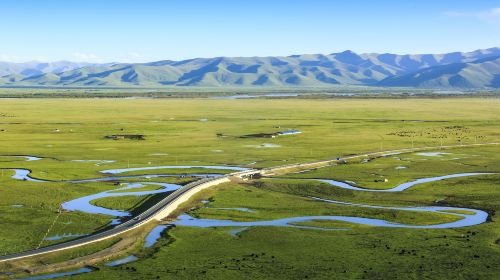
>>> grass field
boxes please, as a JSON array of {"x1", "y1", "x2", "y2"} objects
[{"x1": 0, "y1": 98, "x2": 499, "y2": 279}]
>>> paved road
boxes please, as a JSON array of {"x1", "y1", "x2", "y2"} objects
[
  {"x1": 0, "y1": 173, "x2": 256, "y2": 263},
  {"x1": 260, "y1": 142, "x2": 500, "y2": 175},
  {"x1": 0, "y1": 142, "x2": 497, "y2": 263}
]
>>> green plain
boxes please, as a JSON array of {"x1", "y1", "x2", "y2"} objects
[{"x1": 0, "y1": 98, "x2": 498, "y2": 279}]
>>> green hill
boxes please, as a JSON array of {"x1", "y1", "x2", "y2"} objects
[
  {"x1": 378, "y1": 56, "x2": 500, "y2": 88},
  {"x1": 1, "y1": 48, "x2": 499, "y2": 88}
]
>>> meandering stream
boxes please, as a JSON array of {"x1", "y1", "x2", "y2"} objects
[
  {"x1": 3, "y1": 156, "x2": 495, "y2": 231},
  {"x1": 315, "y1": 173, "x2": 493, "y2": 192},
  {"x1": 3, "y1": 154, "x2": 496, "y2": 279}
]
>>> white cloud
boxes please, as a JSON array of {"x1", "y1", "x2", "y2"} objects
[
  {"x1": 70, "y1": 52, "x2": 147, "y2": 63},
  {"x1": 71, "y1": 52, "x2": 106, "y2": 63},
  {"x1": 445, "y1": 7, "x2": 500, "y2": 24},
  {"x1": 117, "y1": 52, "x2": 146, "y2": 63},
  {"x1": 0, "y1": 52, "x2": 149, "y2": 63},
  {"x1": 0, "y1": 54, "x2": 48, "y2": 63},
  {"x1": 0, "y1": 54, "x2": 19, "y2": 62}
]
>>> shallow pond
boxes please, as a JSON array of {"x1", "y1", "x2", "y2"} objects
[
  {"x1": 71, "y1": 160, "x2": 116, "y2": 166},
  {"x1": 416, "y1": 152, "x2": 450, "y2": 157},
  {"x1": 19, "y1": 267, "x2": 94, "y2": 280},
  {"x1": 211, "y1": 207, "x2": 256, "y2": 213},
  {"x1": 144, "y1": 225, "x2": 172, "y2": 248},
  {"x1": 105, "y1": 255, "x2": 138, "y2": 267}
]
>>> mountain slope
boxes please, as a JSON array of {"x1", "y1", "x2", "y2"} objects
[
  {"x1": 1, "y1": 48, "x2": 499, "y2": 88},
  {"x1": 378, "y1": 56, "x2": 500, "y2": 88},
  {"x1": 0, "y1": 61, "x2": 109, "y2": 77}
]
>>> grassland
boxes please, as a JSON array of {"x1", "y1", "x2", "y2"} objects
[
  {"x1": 2, "y1": 86, "x2": 492, "y2": 99},
  {"x1": 0, "y1": 98, "x2": 499, "y2": 279}
]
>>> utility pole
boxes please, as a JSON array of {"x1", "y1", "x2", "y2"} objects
[
  {"x1": 38, "y1": 205, "x2": 62, "y2": 249},
  {"x1": 377, "y1": 134, "x2": 384, "y2": 152}
]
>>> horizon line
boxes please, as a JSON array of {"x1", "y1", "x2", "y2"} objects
[{"x1": 1, "y1": 46, "x2": 499, "y2": 64}]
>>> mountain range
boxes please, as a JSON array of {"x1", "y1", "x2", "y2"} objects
[
  {"x1": 1, "y1": 48, "x2": 499, "y2": 88},
  {"x1": 0, "y1": 61, "x2": 111, "y2": 78}
]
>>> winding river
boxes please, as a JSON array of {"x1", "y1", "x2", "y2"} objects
[
  {"x1": 1, "y1": 153, "x2": 497, "y2": 279},
  {"x1": 61, "y1": 182, "x2": 181, "y2": 217},
  {"x1": 3, "y1": 155, "x2": 495, "y2": 231},
  {"x1": 6, "y1": 168, "x2": 225, "y2": 218},
  {"x1": 315, "y1": 173, "x2": 493, "y2": 192}
]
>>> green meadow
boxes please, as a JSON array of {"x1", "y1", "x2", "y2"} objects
[{"x1": 0, "y1": 98, "x2": 499, "y2": 279}]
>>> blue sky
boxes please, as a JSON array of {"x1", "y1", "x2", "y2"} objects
[{"x1": 1, "y1": 0, "x2": 499, "y2": 62}]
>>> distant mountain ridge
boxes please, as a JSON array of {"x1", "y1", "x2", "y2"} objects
[
  {"x1": 1, "y1": 48, "x2": 499, "y2": 88},
  {"x1": 378, "y1": 55, "x2": 500, "y2": 88},
  {"x1": 0, "y1": 61, "x2": 111, "y2": 77}
]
